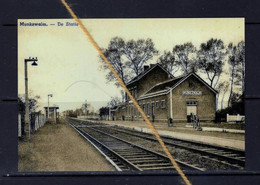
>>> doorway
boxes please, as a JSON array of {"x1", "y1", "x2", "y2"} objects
[
  {"x1": 151, "y1": 102, "x2": 155, "y2": 122},
  {"x1": 186, "y1": 100, "x2": 197, "y2": 122}
]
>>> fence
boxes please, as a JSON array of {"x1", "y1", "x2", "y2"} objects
[
  {"x1": 226, "y1": 114, "x2": 245, "y2": 123},
  {"x1": 33, "y1": 113, "x2": 46, "y2": 131},
  {"x1": 18, "y1": 112, "x2": 46, "y2": 138}
]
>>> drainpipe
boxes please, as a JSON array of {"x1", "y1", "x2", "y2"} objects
[
  {"x1": 166, "y1": 87, "x2": 173, "y2": 126},
  {"x1": 170, "y1": 88, "x2": 173, "y2": 120}
]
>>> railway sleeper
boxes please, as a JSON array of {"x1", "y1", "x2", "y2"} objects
[
  {"x1": 199, "y1": 148, "x2": 221, "y2": 152},
  {"x1": 109, "y1": 145, "x2": 132, "y2": 149},
  {"x1": 212, "y1": 151, "x2": 233, "y2": 155},
  {"x1": 127, "y1": 157, "x2": 158, "y2": 161},
  {"x1": 119, "y1": 154, "x2": 152, "y2": 157},
  {"x1": 140, "y1": 166, "x2": 175, "y2": 171},
  {"x1": 114, "y1": 150, "x2": 142, "y2": 153},
  {"x1": 137, "y1": 163, "x2": 174, "y2": 167},
  {"x1": 220, "y1": 153, "x2": 240, "y2": 157},
  {"x1": 108, "y1": 146, "x2": 132, "y2": 149},
  {"x1": 235, "y1": 156, "x2": 245, "y2": 160},
  {"x1": 131, "y1": 160, "x2": 166, "y2": 164},
  {"x1": 122, "y1": 155, "x2": 156, "y2": 159},
  {"x1": 116, "y1": 152, "x2": 146, "y2": 156},
  {"x1": 116, "y1": 151, "x2": 145, "y2": 154}
]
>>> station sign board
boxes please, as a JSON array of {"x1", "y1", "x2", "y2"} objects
[{"x1": 182, "y1": 91, "x2": 202, "y2": 95}]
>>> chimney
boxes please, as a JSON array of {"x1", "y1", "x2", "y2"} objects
[
  {"x1": 143, "y1": 65, "x2": 149, "y2": 71},
  {"x1": 150, "y1": 64, "x2": 155, "y2": 68}
]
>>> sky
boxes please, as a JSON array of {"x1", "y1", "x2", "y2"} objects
[{"x1": 18, "y1": 18, "x2": 244, "y2": 113}]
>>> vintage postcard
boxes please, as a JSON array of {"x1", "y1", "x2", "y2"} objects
[{"x1": 18, "y1": 18, "x2": 245, "y2": 172}]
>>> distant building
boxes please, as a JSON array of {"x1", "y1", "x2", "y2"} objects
[{"x1": 111, "y1": 64, "x2": 217, "y2": 122}]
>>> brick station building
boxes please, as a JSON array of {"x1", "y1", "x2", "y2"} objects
[{"x1": 111, "y1": 64, "x2": 217, "y2": 122}]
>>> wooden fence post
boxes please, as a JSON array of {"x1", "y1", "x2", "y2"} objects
[{"x1": 18, "y1": 114, "x2": 22, "y2": 137}]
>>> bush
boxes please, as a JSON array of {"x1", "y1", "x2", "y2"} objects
[{"x1": 216, "y1": 94, "x2": 244, "y2": 123}]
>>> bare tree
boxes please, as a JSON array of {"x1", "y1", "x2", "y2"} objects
[
  {"x1": 18, "y1": 94, "x2": 40, "y2": 113},
  {"x1": 235, "y1": 41, "x2": 245, "y2": 93},
  {"x1": 107, "y1": 96, "x2": 121, "y2": 107},
  {"x1": 157, "y1": 51, "x2": 179, "y2": 75},
  {"x1": 197, "y1": 38, "x2": 226, "y2": 88},
  {"x1": 173, "y1": 42, "x2": 197, "y2": 74},
  {"x1": 216, "y1": 81, "x2": 229, "y2": 110},
  {"x1": 227, "y1": 41, "x2": 245, "y2": 107},
  {"x1": 99, "y1": 37, "x2": 131, "y2": 87},
  {"x1": 100, "y1": 37, "x2": 158, "y2": 86},
  {"x1": 124, "y1": 38, "x2": 159, "y2": 76},
  {"x1": 75, "y1": 108, "x2": 83, "y2": 116}
]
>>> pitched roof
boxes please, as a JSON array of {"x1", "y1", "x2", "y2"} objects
[
  {"x1": 110, "y1": 102, "x2": 126, "y2": 111},
  {"x1": 126, "y1": 63, "x2": 174, "y2": 86},
  {"x1": 145, "y1": 75, "x2": 185, "y2": 94},
  {"x1": 138, "y1": 72, "x2": 217, "y2": 100}
]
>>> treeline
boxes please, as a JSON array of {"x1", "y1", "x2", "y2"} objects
[
  {"x1": 99, "y1": 37, "x2": 245, "y2": 110},
  {"x1": 64, "y1": 103, "x2": 97, "y2": 117}
]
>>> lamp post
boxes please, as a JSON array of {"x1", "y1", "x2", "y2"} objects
[
  {"x1": 53, "y1": 104, "x2": 57, "y2": 123},
  {"x1": 47, "y1": 94, "x2": 53, "y2": 119},
  {"x1": 24, "y1": 57, "x2": 38, "y2": 140}
]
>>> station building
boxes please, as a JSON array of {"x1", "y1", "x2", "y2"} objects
[{"x1": 111, "y1": 64, "x2": 217, "y2": 122}]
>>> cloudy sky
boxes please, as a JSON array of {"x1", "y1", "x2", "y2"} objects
[{"x1": 18, "y1": 18, "x2": 244, "y2": 113}]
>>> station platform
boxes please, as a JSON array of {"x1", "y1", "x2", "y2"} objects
[{"x1": 93, "y1": 120, "x2": 245, "y2": 151}]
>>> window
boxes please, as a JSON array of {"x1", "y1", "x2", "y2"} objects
[
  {"x1": 143, "y1": 103, "x2": 146, "y2": 113},
  {"x1": 147, "y1": 103, "x2": 150, "y2": 115},
  {"x1": 186, "y1": 100, "x2": 197, "y2": 106},
  {"x1": 135, "y1": 89, "x2": 137, "y2": 98},
  {"x1": 155, "y1": 101, "x2": 159, "y2": 108},
  {"x1": 161, "y1": 100, "x2": 166, "y2": 108}
]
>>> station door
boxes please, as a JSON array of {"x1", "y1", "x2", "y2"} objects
[
  {"x1": 187, "y1": 105, "x2": 197, "y2": 115},
  {"x1": 186, "y1": 100, "x2": 198, "y2": 122}
]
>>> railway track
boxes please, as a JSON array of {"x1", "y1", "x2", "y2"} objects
[
  {"x1": 68, "y1": 118, "x2": 245, "y2": 170},
  {"x1": 106, "y1": 126, "x2": 245, "y2": 169},
  {"x1": 67, "y1": 118, "x2": 203, "y2": 172}
]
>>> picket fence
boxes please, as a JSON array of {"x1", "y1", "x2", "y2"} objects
[{"x1": 18, "y1": 113, "x2": 46, "y2": 137}]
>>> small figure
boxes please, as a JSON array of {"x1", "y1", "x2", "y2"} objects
[
  {"x1": 168, "y1": 117, "x2": 173, "y2": 127},
  {"x1": 152, "y1": 114, "x2": 155, "y2": 122}
]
